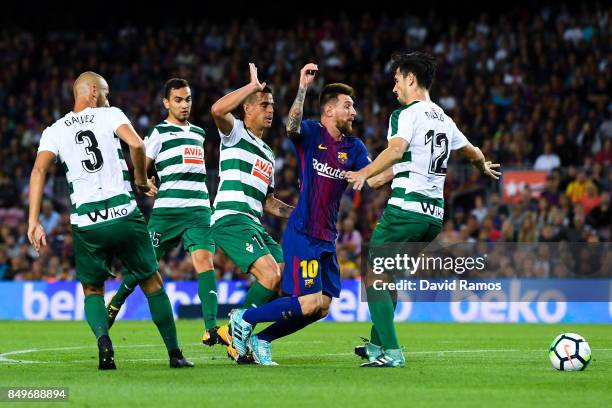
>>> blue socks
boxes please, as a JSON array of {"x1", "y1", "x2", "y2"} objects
[
  {"x1": 257, "y1": 313, "x2": 321, "y2": 342},
  {"x1": 243, "y1": 296, "x2": 303, "y2": 325}
]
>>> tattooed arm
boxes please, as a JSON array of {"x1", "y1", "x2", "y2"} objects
[
  {"x1": 264, "y1": 193, "x2": 295, "y2": 219},
  {"x1": 287, "y1": 63, "x2": 318, "y2": 139},
  {"x1": 287, "y1": 87, "x2": 307, "y2": 138}
]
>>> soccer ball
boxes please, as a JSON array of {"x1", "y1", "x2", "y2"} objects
[{"x1": 549, "y1": 333, "x2": 592, "y2": 371}]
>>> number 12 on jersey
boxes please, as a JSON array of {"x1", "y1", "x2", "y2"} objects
[{"x1": 425, "y1": 129, "x2": 449, "y2": 175}]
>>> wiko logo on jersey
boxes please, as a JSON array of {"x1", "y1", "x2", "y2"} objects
[
  {"x1": 252, "y1": 158, "x2": 273, "y2": 184},
  {"x1": 312, "y1": 158, "x2": 345, "y2": 180},
  {"x1": 183, "y1": 146, "x2": 204, "y2": 165},
  {"x1": 85, "y1": 205, "x2": 129, "y2": 223},
  {"x1": 419, "y1": 202, "x2": 444, "y2": 219}
]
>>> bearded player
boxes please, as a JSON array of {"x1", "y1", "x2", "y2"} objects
[{"x1": 230, "y1": 64, "x2": 380, "y2": 365}]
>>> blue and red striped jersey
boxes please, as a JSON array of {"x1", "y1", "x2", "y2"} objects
[{"x1": 288, "y1": 120, "x2": 371, "y2": 242}]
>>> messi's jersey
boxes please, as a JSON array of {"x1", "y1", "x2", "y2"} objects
[{"x1": 289, "y1": 120, "x2": 370, "y2": 242}]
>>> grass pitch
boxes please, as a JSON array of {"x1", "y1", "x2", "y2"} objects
[{"x1": 1, "y1": 321, "x2": 611, "y2": 408}]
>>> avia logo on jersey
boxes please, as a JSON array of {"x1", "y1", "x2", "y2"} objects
[
  {"x1": 183, "y1": 146, "x2": 204, "y2": 165},
  {"x1": 252, "y1": 158, "x2": 273, "y2": 184},
  {"x1": 312, "y1": 158, "x2": 345, "y2": 180}
]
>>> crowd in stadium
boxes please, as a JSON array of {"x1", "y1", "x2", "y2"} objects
[{"x1": 0, "y1": 4, "x2": 610, "y2": 282}]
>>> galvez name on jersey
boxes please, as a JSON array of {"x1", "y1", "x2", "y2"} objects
[{"x1": 64, "y1": 114, "x2": 95, "y2": 127}]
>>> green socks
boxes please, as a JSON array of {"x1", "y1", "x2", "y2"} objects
[
  {"x1": 369, "y1": 294, "x2": 397, "y2": 346},
  {"x1": 366, "y1": 287, "x2": 400, "y2": 350},
  {"x1": 198, "y1": 270, "x2": 218, "y2": 329},
  {"x1": 370, "y1": 325, "x2": 381, "y2": 346},
  {"x1": 146, "y1": 288, "x2": 179, "y2": 353},
  {"x1": 110, "y1": 273, "x2": 138, "y2": 309},
  {"x1": 84, "y1": 294, "x2": 109, "y2": 339},
  {"x1": 243, "y1": 281, "x2": 278, "y2": 309}
]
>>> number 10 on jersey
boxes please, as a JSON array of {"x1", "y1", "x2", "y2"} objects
[{"x1": 300, "y1": 259, "x2": 319, "y2": 278}]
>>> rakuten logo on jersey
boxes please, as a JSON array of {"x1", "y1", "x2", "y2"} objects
[{"x1": 312, "y1": 158, "x2": 345, "y2": 180}]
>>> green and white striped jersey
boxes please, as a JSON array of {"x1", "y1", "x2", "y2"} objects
[
  {"x1": 387, "y1": 100, "x2": 469, "y2": 223},
  {"x1": 38, "y1": 107, "x2": 138, "y2": 230},
  {"x1": 145, "y1": 121, "x2": 210, "y2": 216},
  {"x1": 212, "y1": 119, "x2": 275, "y2": 225}
]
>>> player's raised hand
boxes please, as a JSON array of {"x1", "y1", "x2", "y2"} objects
[
  {"x1": 249, "y1": 63, "x2": 266, "y2": 91},
  {"x1": 482, "y1": 162, "x2": 501, "y2": 180},
  {"x1": 299, "y1": 63, "x2": 318, "y2": 88},
  {"x1": 27, "y1": 222, "x2": 47, "y2": 256},
  {"x1": 345, "y1": 170, "x2": 368, "y2": 191}
]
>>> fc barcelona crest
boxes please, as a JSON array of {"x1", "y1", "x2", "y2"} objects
[{"x1": 338, "y1": 152, "x2": 348, "y2": 164}]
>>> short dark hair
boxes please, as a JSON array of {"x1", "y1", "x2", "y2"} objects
[
  {"x1": 240, "y1": 86, "x2": 274, "y2": 118},
  {"x1": 319, "y1": 83, "x2": 355, "y2": 109},
  {"x1": 164, "y1": 78, "x2": 190, "y2": 99},
  {"x1": 244, "y1": 85, "x2": 273, "y2": 104},
  {"x1": 390, "y1": 51, "x2": 437, "y2": 90}
]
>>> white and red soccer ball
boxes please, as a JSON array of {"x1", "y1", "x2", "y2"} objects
[{"x1": 549, "y1": 333, "x2": 592, "y2": 371}]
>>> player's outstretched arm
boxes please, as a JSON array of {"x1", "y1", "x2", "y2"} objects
[
  {"x1": 459, "y1": 143, "x2": 501, "y2": 180},
  {"x1": 116, "y1": 123, "x2": 157, "y2": 196},
  {"x1": 27, "y1": 151, "x2": 55, "y2": 255},
  {"x1": 263, "y1": 193, "x2": 295, "y2": 219},
  {"x1": 346, "y1": 138, "x2": 408, "y2": 190},
  {"x1": 366, "y1": 168, "x2": 394, "y2": 189},
  {"x1": 286, "y1": 63, "x2": 318, "y2": 138},
  {"x1": 211, "y1": 63, "x2": 266, "y2": 135}
]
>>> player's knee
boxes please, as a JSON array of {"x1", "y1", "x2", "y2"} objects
[
  {"x1": 259, "y1": 271, "x2": 280, "y2": 291},
  {"x1": 300, "y1": 300, "x2": 320, "y2": 317},
  {"x1": 82, "y1": 283, "x2": 104, "y2": 296},
  {"x1": 299, "y1": 294, "x2": 323, "y2": 316},
  {"x1": 319, "y1": 298, "x2": 331, "y2": 318},
  {"x1": 139, "y1": 272, "x2": 163, "y2": 294},
  {"x1": 191, "y1": 250, "x2": 214, "y2": 272},
  {"x1": 252, "y1": 257, "x2": 281, "y2": 290}
]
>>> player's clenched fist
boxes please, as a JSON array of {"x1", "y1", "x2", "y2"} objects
[{"x1": 299, "y1": 63, "x2": 318, "y2": 88}]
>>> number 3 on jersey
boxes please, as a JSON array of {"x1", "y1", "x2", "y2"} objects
[
  {"x1": 300, "y1": 259, "x2": 319, "y2": 278},
  {"x1": 76, "y1": 130, "x2": 104, "y2": 172},
  {"x1": 425, "y1": 129, "x2": 449, "y2": 175}
]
